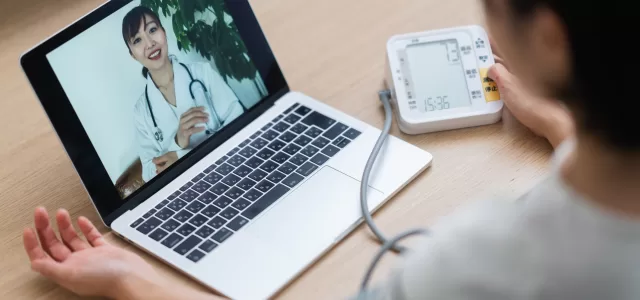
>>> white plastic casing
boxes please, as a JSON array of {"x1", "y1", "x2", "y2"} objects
[{"x1": 385, "y1": 25, "x2": 503, "y2": 134}]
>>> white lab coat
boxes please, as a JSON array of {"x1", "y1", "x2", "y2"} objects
[{"x1": 133, "y1": 56, "x2": 243, "y2": 182}]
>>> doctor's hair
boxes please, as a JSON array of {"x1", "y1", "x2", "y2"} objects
[
  {"x1": 121, "y1": 6, "x2": 165, "y2": 78},
  {"x1": 506, "y1": 0, "x2": 638, "y2": 151}
]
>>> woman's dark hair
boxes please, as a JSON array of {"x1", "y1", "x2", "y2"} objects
[
  {"x1": 122, "y1": 6, "x2": 164, "y2": 78},
  {"x1": 507, "y1": 0, "x2": 637, "y2": 151}
]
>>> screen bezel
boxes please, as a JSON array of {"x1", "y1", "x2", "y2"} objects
[{"x1": 20, "y1": 0, "x2": 289, "y2": 226}]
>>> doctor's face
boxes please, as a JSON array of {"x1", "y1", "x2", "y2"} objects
[{"x1": 128, "y1": 15, "x2": 170, "y2": 73}]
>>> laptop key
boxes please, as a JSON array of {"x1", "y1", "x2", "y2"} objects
[
  {"x1": 239, "y1": 139, "x2": 250, "y2": 148},
  {"x1": 221, "y1": 174, "x2": 241, "y2": 186},
  {"x1": 242, "y1": 184, "x2": 290, "y2": 219},
  {"x1": 284, "y1": 113, "x2": 301, "y2": 124},
  {"x1": 186, "y1": 249, "x2": 206, "y2": 262},
  {"x1": 213, "y1": 196, "x2": 233, "y2": 209},
  {"x1": 203, "y1": 173, "x2": 223, "y2": 185},
  {"x1": 161, "y1": 219, "x2": 180, "y2": 232},
  {"x1": 220, "y1": 207, "x2": 240, "y2": 220},
  {"x1": 201, "y1": 205, "x2": 221, "y2": 218},
  {"x1": 283, "y1": 173, "x2": 305, "y2": 188},
  {"x1": 267, "y1": 139, "x2": 286, "y2": 152},
  {"x1": 195, "y1": 225, "x2": 215, "y2": 239},
  {"x1": 228, "y1": 216, "x2": 249, "y2": 231},
  {"x1": 293, "y1": 135, "x2": 312, "y2": 147},
  {"x1": 167, "y1": 199, "x2": 187, "y2": 211},
  {"x1": 185, "y1": 201, "x2": 205, "y2": 214},
  {"x1": 278, "y1": 162, "x2": 297, "y2": 175},
  {"x1": 173, "y1": 210, "x2": 193, "y2": 222},
  {"x1": 238, "y1": 146, "x2": 257, "y2": 159},
  {"x1": 266, "y1": 171, "x2": 286, "y2": 183},
  {"x1": 294, "y1": 105, "x2": 311, "y2": 116},
  {"x1": 207, "y1": 216, "x2": 227, "y2": 229},
  {"x1": 227, "y1": 155, "x2": 246, "y2": 167},
  {"x1": 177, "y1": 223, "x2": 196, "y2": 236},
  {"x1": 188, "y1": 214, "x2": 208, "y2": 227},
  {"x1": 304, "y1": 126, "x2": 323, "y2": 138},
  {"x1": 174, "y1": 235, "x2": 202, "y2": 256},
  {"x1": 237, "y1": 178, "x2": 257, "y2": 190},
  {"x1": 255, "y1": 180, "x2": 275, "y2": 193},
  {"x1": 179, "y1": 182, "x2": 193, "y2": 192},
  {"x1": 212, "y1": 228, "x2": 234, "y2": 243},
  {"x1": 322, "y1": 122, "x2": 349, "y2": 140},
  {"x1": 155, "y1": 199, "x2": 170, "y2": 210},
  {"x1": 312, "y1": 136, "x2": 330, "y2": 149},
  {"x1": 333, "y1": 136, "x2": 351, "y2": 148},
  {"x1": 149, "y1": 228, "x2": 168, "y2": 241},
  {"x1": 191, "y1": 181, "x2": 211, "y2": 194},
  {"x1": 143, "y1": 208, "x2": 157, "y2": 219},
  {"x1": 130, "y1": 218, "x2": 144, "y2": 228},
  {"x1": 244, "y1": 156, "x2": 264, "y2": 168},
  {"x1": 290, "y1": 123, "x2": 308, "y2": 134},
  {"x1": 228, "y1": 147, "x2": 240, "y2": 156},
  {"x1": 321, "y1": 145, "x2": 340, "y2": 157},
  {"x1": 215, "y1": 163, "x2": 235, "y2": 176},
  {"x1": 300, "y1": 145, "x2": 320, "y2": 157},
  {"x1": 261, "y1": 130, "x2": 279, "y2": 141},
  {"x1": 279, "y1": 131, "x2": 297, "y2": 143},
  {"x1": 272, "y1": 152, "x2": 290, "y2": 164},
  {"x1": 344, "y1": 128, "x2": 361, "y2": 139},
  {"x1": 284, "y1": 103, "x2": 300, "y2": 114},
  {"x1": 282, "y1": 143, "x2": 302, "y2": 156},
  {"x1": 301, "y1": 111, "x2": 336, "y2": 130},
  {"x1": 233, "y1": 165, "x2": 252, "y2": 177},
  {"x1": 199, "y1": 240, "x2": 218, "y2": 253},
  {"x1": 179, "y1": 189, "x2": 200, "y2": 202},
  {"x1": 192, "y1": 173, "x2": 206, "y2": 183},
  {"x1": 273, "y1": 114, "x2": 284, "y2": 122},
  {"x1": 136, "y1": 217, "x2": 162, "y2": 235},
  {"x1": 256, "y1": 149, "x2": 275, "y2": 160},
  {"x1": 197, "y1": 191, "x2": 216, "y2": 204},
  {"x1": 289, "y1": 154, "x2": 308, "y2": 166},
  {"x1": 259, "y1": 160, "x2": 278, "y2": 173},
  {"x1": 272, "y1": 122, "x2": 290, "y2": 132},
  {"x1": 310, "y1": 153, "x2": 330, "y2": 166},
  {"x1": 161, "y1": 233, "x2": 183, "y2": 249},
  {"x1": 203, "y1": 164, "x2": 217, "y2": 174},
  {"x1": 215, "y1": 156, "x2": 228, "y2": 165},
  {"x1": 155, "y1": 208, "x2": 175, "y2": 221},
  {"x1": 224, "y1": 187, "x2": 244, "y2": 199},
  {"x1": 261, "y1": 122, "x2": 273, "y2": 131},
  {"x1": 231, "y1": 199, "x2": 250, "y2": 211},
  {"x1": 250, "y1": 137, "x2": 268, "y2": 150},
  {"x1": 168, "y1": 190, "x2": 181, "y2": 200},
  {"x1": 248, "y1": 169, "x2": 267, "y2": 182},
  {"x1": 243, "y1": 189, "x2": 263, "y2": 202},
  {"x1": 297, "y1": 162, "x2": 319, "y2": 177},
  {"x1": 210, "y1": 182, "x2": 230, "y2": 195}
]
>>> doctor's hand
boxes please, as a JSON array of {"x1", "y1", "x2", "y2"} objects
[
  {"x1": 153, "y1": 151, "x2": 178, "y2": 174},
  {"x1": 176, "y1": 106, "x2": 209, "y2": 149}
]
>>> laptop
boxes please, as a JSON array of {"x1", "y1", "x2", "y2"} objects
[{"x1": 20, "y1": 1, "x2": 432, "y2": 299}]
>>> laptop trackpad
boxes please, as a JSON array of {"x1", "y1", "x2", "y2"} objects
[{"x1": 247, "y1": 166, "x2": 384, "y2": 263}]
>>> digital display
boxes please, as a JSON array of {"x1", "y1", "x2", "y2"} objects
[{"x1": 405, "y1": 39, "x2": 471, "y2": 112}]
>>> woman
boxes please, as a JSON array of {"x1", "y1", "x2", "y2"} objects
[{"x1": 123, "y1": 6, "x2": 244, "y2": 182}]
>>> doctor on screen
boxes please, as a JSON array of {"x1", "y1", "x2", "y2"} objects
[{"x1": 122, "y1": 6, "x2": 244, "y2": 182}]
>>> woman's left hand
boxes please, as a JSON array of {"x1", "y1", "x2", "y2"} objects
[{"x1": 153, "y1": 151, "x2": 178, "y2": 174}]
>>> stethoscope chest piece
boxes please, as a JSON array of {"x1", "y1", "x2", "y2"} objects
[{"x1": 154, "y1": 128, "x2": 164, "y2": 142}]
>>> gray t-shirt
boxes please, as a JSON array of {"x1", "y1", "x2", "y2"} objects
[{"x1": 356, "y1": 139, "x2": 640, "y2": 299}]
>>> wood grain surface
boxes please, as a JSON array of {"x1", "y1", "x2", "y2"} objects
[{"x1": 0, "y1": 0, "x2": 553, "y2": 299}]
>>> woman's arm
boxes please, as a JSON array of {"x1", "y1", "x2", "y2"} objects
[{"x1": 118, "y1": 275, "x2": 220, "y2": 300}]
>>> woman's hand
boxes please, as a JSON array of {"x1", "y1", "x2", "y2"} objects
[
  {"x1": 153, "y1": 151, "x2": 178, "y2": 174},
  {"x1": 22, "y1": 207, "x2": 162, "y2": 299},
  {"x1": 176, "y1": 107, "x2": 209, "y2": 149}
]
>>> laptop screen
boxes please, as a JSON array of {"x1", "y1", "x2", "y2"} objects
[{"x1": 45, "y1": 1, "x2": 268, "y2": 199}]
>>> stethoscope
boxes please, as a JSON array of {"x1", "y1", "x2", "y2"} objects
[{"x1": 144, "y1": 62, "x2": 242, "y2": 143}]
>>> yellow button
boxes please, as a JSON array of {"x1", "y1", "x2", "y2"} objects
[{"x1": 479, "y1": 68, "x2": 501, "y2": 102}]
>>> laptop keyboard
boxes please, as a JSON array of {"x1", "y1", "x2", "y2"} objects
[{"x1": 129, "y1": 103, "x2": 362, "y2": 262}]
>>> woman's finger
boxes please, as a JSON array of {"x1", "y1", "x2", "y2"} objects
[
  {"x1": 34, "y1": 207, "x2": 71, "y2": 262},
  {"x1": 188, "y1": 127, "x2": 206, "y2": 135},
  {"x1": 23, "y1": 227, "x2": 49, "y2": 262},
  {"x1": 180, "y1": 111, "x2": 209, "y2": 126},
  {"x1": 181, "y1": 117, "x2": 208, "y2": 131},
  {"x1": 77, "y1": 216, "x2": 107, "y2": 247},
  {"x1": 56, "y1": 209, "x2": 90, "y2": 251},
  {"x1": 180, "y1": 106, "x2": 206, "y2": 118}
]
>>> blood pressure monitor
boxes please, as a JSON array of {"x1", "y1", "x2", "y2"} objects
[{"x1": 385, "y1": 25, "x2": 502, "y2": 134}]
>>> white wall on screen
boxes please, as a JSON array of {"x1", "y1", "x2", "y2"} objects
[{"x1": 47, "y1": 1, "x2": 267, "y2": 183}]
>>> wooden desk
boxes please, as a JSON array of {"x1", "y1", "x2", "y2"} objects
[{"x1": 0, "y1": 0, "x2": 553, "y2": 299}]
